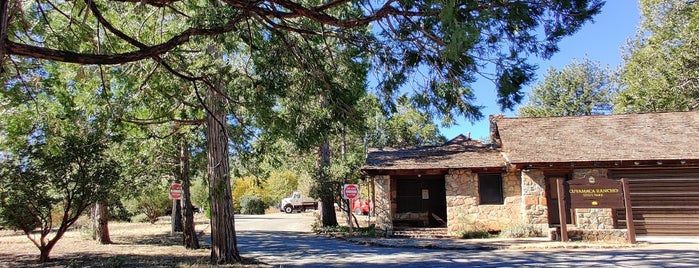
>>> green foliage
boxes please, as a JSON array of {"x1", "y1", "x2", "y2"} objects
[
  {"x1": 122, "y1": 182, "x2": 170, "y2": 224},
  {"x1": 364, "y1": 95, "x2": 447, "y2": 148},
  {"x1": 499, "y1": 224, "x2": 544, "y2": 238},
  {"x1": 616, "y1": 0, "x2": 699, "y2": 113},
  {"x1": 109, "y1": 201, "x2": 133, "y2": 222},
  {"x1": 239, "y1": 194, "x2": 266, "y2": 215},
  {"x1": 231, "y1": 176, "x2": 262, "y2": 213},
  {"x1": 459, "y1": 229, "x2": 493, "y2": 239},
  {"x1": 261, "y1": 171, "x2": 298, "y2": 206},
  {"x1": 519, "y1": 58, "x2": 615, "y2": 117},
  {"x1": 312, "y1": 221, "x2": 378, "y2": 238},
  {"x1": 0, "y1": 131, "x2": 120, "y2": 260},
  {"x1": 130, "y1": 213, "x2": 150, "y2": 223},
  {"x1": 190, "y1": 177, "x2": 210, "y2": 211}
]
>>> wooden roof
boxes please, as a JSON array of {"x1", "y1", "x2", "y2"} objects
[
  {"x1": 495, "y1": 111, "x2": 699, "y2": 164},
  {"x1": 362, "y1": 135, "x2": 505, "y2": 173}
]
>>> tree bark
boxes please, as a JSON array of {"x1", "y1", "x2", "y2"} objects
[
  {"x1": 0, "y1": 0, "x2": 9, "y2": 67},
  {"x1": 179, "y1": 133, "x2": 200, "y2": 249},
  {"x1": 205, "y1": 82, "x2": 241, "y2": 264},
  {"x1": 171, "y1": 197, "x2": 183, "y2": 233},
  {"x1": 92, "y1": 202, "x2": 112, "y2": 244},
  {"x1": 318, "y1": 140, "x2": 338, "y2": 226}
]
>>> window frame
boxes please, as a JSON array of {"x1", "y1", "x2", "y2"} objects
[{"x1": 478, "y1": 173, "x2": 504, "y2": 205}]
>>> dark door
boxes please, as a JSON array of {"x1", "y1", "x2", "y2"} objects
[
  {"x1": 546, "y1": 175, "x2": 573, "y2": 226},
  {"x1": 395, "y1": 175, "x2": 447, "y2": 227}
]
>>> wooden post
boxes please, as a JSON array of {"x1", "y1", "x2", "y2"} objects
[
  {"x1": 621, "y1": 178, "x2": 636, "y2": 243},
  {"x1": 347, "y1": 198, "x2": 354, "y2": 237},
  {"x1": 556, "y1": 178, "x2": 568, "y2": 242}
]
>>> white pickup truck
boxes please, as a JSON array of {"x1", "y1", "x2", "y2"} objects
[{"x1": 279, "y1": 192, "x2": 318, "y2": 213}]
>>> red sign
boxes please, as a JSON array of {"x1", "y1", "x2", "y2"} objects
[
  {"x1": 343, "y1": 184, "x2": 359, "y2": 199},
  {"x1": 169, "y1": 183, "x2": 183, "y2": 200}
]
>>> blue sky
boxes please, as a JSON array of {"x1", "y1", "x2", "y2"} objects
[{"x1": 439, "y1": 1, "x2": 641, "y2": 141}]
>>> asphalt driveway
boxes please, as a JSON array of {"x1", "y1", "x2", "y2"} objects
[{"x1": 225, "y1": 212, "x2": 699, "y2": 267}]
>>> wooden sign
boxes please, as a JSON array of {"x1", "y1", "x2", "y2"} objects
[
  {"x1": 557, "y1": 175, "x2": 636, "y2": 244},
  {"x1": 567, "y1": 175, "x2": 624, "y2": 209}
]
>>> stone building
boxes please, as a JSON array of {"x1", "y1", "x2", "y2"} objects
[{"x1": 362, "y1": 111, "x2": 699, "y2": 239}]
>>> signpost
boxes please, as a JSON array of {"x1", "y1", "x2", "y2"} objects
[
  {"x1": 343, "y1": 184, "x2": 359, "y2": 200},
  {"x1": 169, "y1": 182, "x2": 183, "y2": 200},
  {"x1": 558, "y1": 175, "x2": 635, "y2": 243},
  {"x1": 343, "y1": 184, "x2": 359, "y2": 230},
  {"x1": 568, "y1": 175, "x2": 624, "y2": 209}
]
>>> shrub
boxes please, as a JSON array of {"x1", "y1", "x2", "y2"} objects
[
  {"x1": 459, "y1": 229, "x2": 493, "y2": 239},
  {"x1": 240, "y1": 194, "x2": 266, "y2": 215},
  {"x1": 130, "y1": 213, "x2": 150, "y2": 223},
  {"x1": 500, "y1": 224, "x2": 544, "y2": 238},
  {"x1": 231, "y1": 176, "x2": 262, "y2": 213},
  {"x1": 122, "y1": 183, "x2": 170, "y2": 224},
  {"x1": 109, "y1": 200, "x2": 133, "y2": 222}
]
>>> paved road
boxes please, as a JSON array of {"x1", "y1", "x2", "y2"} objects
[{"x1": 232, "y1": 213, "x2": 699, "y2": 267}]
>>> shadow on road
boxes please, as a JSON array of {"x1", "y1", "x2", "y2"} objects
[{"x1": 233, "y1": 230, "x2": 699, "y2": 267}]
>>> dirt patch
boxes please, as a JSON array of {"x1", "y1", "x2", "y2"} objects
[{"x1": 0, "y1": 215, "x2": 267, "y2": 267}]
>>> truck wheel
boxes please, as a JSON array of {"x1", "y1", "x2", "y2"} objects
[{"x1": 284, "y1": 205, "x2": 294, "y2": 214}]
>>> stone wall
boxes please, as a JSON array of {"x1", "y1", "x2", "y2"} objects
[
  {"x1": 373, "y1": 175, "x2": 392, "y2": 235},
  {"x1": 574, "y1": 208, "x2": 615, "y2": 229},
  {"x1": 520, "y1": 169, "x2": 548, "y2": 234},
  {"x1": 445, "y1": 169, "x2": 521, "y2": 235},
  {"x1": 551, "y1": 228, "x2": 629, "y2": 243}
]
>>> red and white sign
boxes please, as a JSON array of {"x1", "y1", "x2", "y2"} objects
[
  {"x1": 343, "y1": 184, "x2": 359, "y2": 200},
  {"x1": 169, "y1": 183, "x2": 183, "y2": 200}
]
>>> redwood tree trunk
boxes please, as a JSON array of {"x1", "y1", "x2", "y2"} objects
[
  {"x1": 0, "y1": 0, "x2": 9, "y2": 62},
  {"x1": 179, "y1": 134, "x2": 199, "y2": 249},
  {"x1": 205, "y1": 83, "x2": 241, "y2": 264},
  {"x1": 318, "y1": 140, "x2": 338, "y2": 226},
  {"x1": 171, "y1": 198, "x2": 183, "y2": 233},
  {"x1": 93, "y1": 201, "x2": 112, "y2": 244}
]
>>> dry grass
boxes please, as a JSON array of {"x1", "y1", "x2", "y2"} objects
[{"x1": 0, "y1": 215, "x2": 267, "y2": 267}]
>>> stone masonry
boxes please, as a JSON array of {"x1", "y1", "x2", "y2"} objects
[
  {"x1": 373, "y1": 175, "x2": 393, "y2": 235},
  {"x1": 445, "y1": 169, "x2": 521, "y2": 235},
  {"x1": 520, "y1": 169, "x2": 549, "y2": 234},
  {"x1": 571, "y1": 169, "x2": 615, "y2": 230}
]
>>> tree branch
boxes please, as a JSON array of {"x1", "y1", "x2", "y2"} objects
[{"x1": 6, "y1": 15, "x2": 244, "y2": 64}]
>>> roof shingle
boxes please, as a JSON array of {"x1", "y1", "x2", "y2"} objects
[
  {"x1": 362, "y1": 134, "x2": 505, "y2": 171},
  {"x1": 495, "y1": 111, "x2": 699, "y2": 163}
]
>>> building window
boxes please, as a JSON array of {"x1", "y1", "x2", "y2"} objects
[{"x1": 479, "y1": 173, "x2": 504, "y2": 205}]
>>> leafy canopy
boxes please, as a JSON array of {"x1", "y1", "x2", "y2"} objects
[
  {"x1": 615, "y1": 0, "x2": 699, "y2": 113},
  {"x1": 4, "y1": 0, "x2": 604, "y2": 121},
  {"x1": 518, "y1": 58, "x2": 615, "y2": 117}
]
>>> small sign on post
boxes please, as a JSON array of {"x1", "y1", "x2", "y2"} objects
[
  {"x1": 343, "y1": 184, "x2": 359, "y2": 200},
  {"x1": 343, "y1": 184, "x2": 359, "y2": 230},
  {"x1": 169, "y1": 183, "x2": 183, "y2": 200}
]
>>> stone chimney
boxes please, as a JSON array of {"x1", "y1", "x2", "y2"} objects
[{"x1": 489, "y1": 114, "x2": 504, "y2": 148}]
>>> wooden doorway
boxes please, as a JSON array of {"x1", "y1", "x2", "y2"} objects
[
  {"x1": 546, "y1": 174, "x2": 573, "y2": 226},
  {"x1": 394, "y1": 175, "x2": 447, "y2": 227}
]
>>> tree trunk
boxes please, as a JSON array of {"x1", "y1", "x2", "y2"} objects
[
  {"x1": 39, "y1": 247, "x2": 51, "y2": 263},
  {"x1": 171, "y1": 197, "x2": 183, "y2": 233},
  {"x1": 179, "y1": 133, "x2": 200, "y2": 249},
  {"x1": 206, "y1": 83, "x2": 241, "y2": 264},
  {"x1": 92, "y1": 201, "x2": 112, "y2": 244},
  {"x1": 318, "y1": 140, "x2": 338, "y2": 226},
  {"x1": 0, "y1": 0, "x2": 9, "y2": 64}
]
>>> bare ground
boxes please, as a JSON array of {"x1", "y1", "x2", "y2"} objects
[{"x1": 0, "y1": 215, "x2": 266, "y2": 267}]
